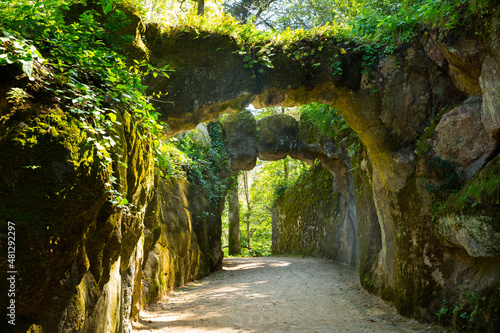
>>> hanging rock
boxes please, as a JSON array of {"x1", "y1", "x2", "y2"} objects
[{"x1": 432, "y1": 95, "x2": 497, "y2": 181}]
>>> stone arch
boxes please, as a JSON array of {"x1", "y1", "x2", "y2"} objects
[
  {"x1": 144, "y1": 30, "x2": 459, "y2": 293},
  {"x1": 145, "y1": 25, "x2": 500, "y2": 321},
  {"x1": 222, "y1": 110, "x2": 361, "y2": 266},
  {"x1": 145, "y1": 29, "x2": 462, "y2": 193}
]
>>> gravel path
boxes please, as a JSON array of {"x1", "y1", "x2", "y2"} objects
[{"x1": 133, "y1": 257, "x2": 444, "y2": 333}]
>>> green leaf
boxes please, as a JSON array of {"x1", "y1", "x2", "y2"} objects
[
  {"x1": 108, "y1": 113, "x2": 117, "y2": 122},
  {"x1": 21, "y1": 60, "x2": 33, "y2": 79},
  {"x1": 103, "y1": 2, "x2": 113, "y2": 15}
]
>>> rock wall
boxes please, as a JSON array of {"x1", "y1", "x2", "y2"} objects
[
  {"x1": 0, "y1": 3, "x2": 229, "y2": 332},
  {"x1": 141, "y1": 176, "x2": 214, "y2": 309},
  {"x1": 2, "y1": 1, "x2": 500, "y2": 331},
  {"x1": 271, "y1": 164, "x2": 341, "y2": 259},
  {"x1": 0, "y1": 101, "x2": 150, "y2": 332},
  {"x1": 0, "y1": 104, "x2": 224, "y2": 332},
  {"x1": 149, "y1": 9, "x2": 500, "y2": 329},
  {"x1": 223, "y1": 111, "x2": 359, "y2": 266}
]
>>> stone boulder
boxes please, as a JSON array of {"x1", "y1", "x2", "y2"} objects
[
  {"x1": 480, "y1": 55, "x2": 500, "y2": 138},
  {"x1": 479, "y1": 5, "x2": 500, "y2": 139},
  {"x1": 223, "y1": 110, "x2": 257, "y2": 170},
  {"x1": 435, "y1": 216, "x2": 500, "y2": 257},
  {"x1": 434, "y1": 154, "x2": 500, "y2": 258},
  {"x1": 295, "y1": 113, "x2": 338, "y2": 164},
  {"x1": 426, "y1": 35, "x2": 485, "y2": 96},
  {"x1": 257, "y1": 114, "x2": 298, "y2": 161},
  {"x1": 432, "y1": 96, "x2": 496, "y2": 181}
]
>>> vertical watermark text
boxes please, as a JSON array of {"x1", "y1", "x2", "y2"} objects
[{"x1": 6, "y1": 221, "x2": 16, "y2": 326}]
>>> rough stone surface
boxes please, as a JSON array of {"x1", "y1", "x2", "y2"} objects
[
  {"x1": 0, "y1": 103, "x2": 155, "y2": 332},
  {"x1": 272, "y1": 165, "x2": 342, "y2": 258},
  {"x1": 0, "y1": 102, "x2": 220, "y2": 332},
  {"x1": 256, "y1": 114, "x2": 299, "y2": 161},
  {"x1": 435, "y1": 216, "x2": 500, "y2": 257},
  {"x1": 432, "y1": 95, "x2": 496, "y2": 180},
  {"x1": 434, "y1": 154, "x2": 500, "y2": 257},
  {"x1": 480, "y1": 6, "x2": 500, "y2": 139},
  {"x1": 480, "y1": 55, "x2": 500, "y2": 138},
  {"x1": 141, "y1": 176, "x2": 215, "y2": 306},
  {"x1": 3, "y1": 7, "x2": 500, "y2": 332},
  {"x1": 145, "y1": 29, "x2": 256, "y2": 136},
  {"x1": 223, "y1": 110, "x2": 257, "y2": 170},
  {"x1": 379, "y1": 50, "x2": 431, "y2": 144},
  {"x1": 428, "y1": 35, "x2": 485, "y2": 96},
  {"x1": 272, "y1": 164, "x2": 359, "y2": 266}
]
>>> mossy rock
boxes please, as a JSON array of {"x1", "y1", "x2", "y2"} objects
[
  {"x1": 257, "y1": 114, "x2": 298, "y2": 161},
  {"x1": 0, "y1": 105, "x2": 107, "y2": 325},
  {"x1": 64, "y1": 0, "x2": 149, "y2": 63},
  {"x1": 432, "y1": 154, "x2": 500, "y2": 257},
  {"x1": 272, "y1": 163, "x2": 340, "y2": 258},
  {"x1": 223, "y1": 110, "x2": 257, "y2": 170}
]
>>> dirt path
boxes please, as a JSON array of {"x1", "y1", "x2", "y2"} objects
[{"x1": 133, "y1": 257, "x2": 444, "y2": 333}]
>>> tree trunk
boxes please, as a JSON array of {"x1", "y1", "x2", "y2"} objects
[
  {"x1": 197, "y1": 0, "x2": 204, "y2": 16},
  {"x1": 284, "y1": 157, "x2": 289, "y2": 179},
  {"x1": 228, "y1": 177, "x2": 241, "y2": 255},
  {"x1": 243, "y1": 171, "x2": 252, "y2": 248}
]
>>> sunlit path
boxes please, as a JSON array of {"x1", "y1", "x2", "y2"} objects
[{"x1": 133, "y1": 257, "x2": 442, "y2": 333}]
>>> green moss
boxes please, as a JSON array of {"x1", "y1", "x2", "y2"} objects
[
  {"x1": 272, "y1": 163, "x2": 340, "y2": 258},
  {"x1": 391, "y1": 174, "x2": 443, "y2": 319},
  {"x1": 223, "y1": 109, "x2": 257, "y2": 138},
  {"x1": 437, "y1": 155, "x2": 500, "y2": 218},
  {"x1": 0, "y1": 104, "x2": 109, "y2": 326},
  {"x1": 415, "y1": 106, "x2": 454, "y2": 157},
  {"x1": 435, "y1": 281, "x2": 500, "y2": 332},
  {"x1": 257, "y1": 113, "x2": 298, "y2": 149},
  {"x1": 352, "y1": 156, "x2": 384, "y2": 295}
]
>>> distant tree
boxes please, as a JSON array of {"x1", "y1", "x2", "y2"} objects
[
  {"x1": 195, "y1": 0, "x2": 204, "y2": 15},
  {"x1": 225, "y1": 0, "x2": 278, "y2": 27},
  {"x1": 242, "y1": 171, "x2": 252, "y2": 248},
  {"x1": 224, "y1": 0, "x2": 362, "y2": 30},
  {"x1": 228, "y1": 176, "x2": 241, "y2": 255},
  {"x1": 179, "y1": 0, "x2": 205, "y2": 15}
]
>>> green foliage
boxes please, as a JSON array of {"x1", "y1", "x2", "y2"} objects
[
  {"x1": 437, "y1": 286, "x2": 487, "y2": 329},
  {"x1": 272, "y1": 162, "x2": 339, "y2": 258},
  {"x1": 300, "y1": 102, "x2": 360, "y2": 160},
  {"x1": 455, "y1": 174, "x2": 500, "y2": 209},
  {"x1": 227, "y1": 0, "x2": 493, "y2": 44},
  {"x1": 155, "y1": 138, "x2": 189, "y2": 180},
  {"x1": 222, "y1": 157, "x2": 308, "y2": 257},
  {"x1": 175, "y1": 122, "x2": 231, "y2": 206},
  {"x1": 225, "y1": 0, "x2": 361, "y2": 31},
  {"x1": 154, "y1": 0, "x2": 494, "y2": 77},
  {"x1": 347, "y1": 0, "x2": 492, "y2": 50},
  {"x1": 437, "y1": 300, "x2": 449, "y2": 322},
  {"x1": 6, "y1": 87, "x2": 32, "y2": 105},
  {"x1": 0, "y1": 0, "x2": 170, "y2": 210},
  {"x1": 300, "y1": 103, "x2": 339, "y2": 137},
  {"x1": 153, "y1": 3, "x2": 353, "y2": 74},
  {"x1": 431, "y1": 154, "x2": 500, "y2": 219},
  {"x1": 363, "y1": 275, "x2": 376, "y2": 289},
  {"x1": 243, "y1": 158, "x2": 307, "y2": 254},
  {"x1": 0, "y1": 30, "x2": 44, "y2": 79}
]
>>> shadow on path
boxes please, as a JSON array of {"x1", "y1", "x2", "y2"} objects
[{"x1": 133, "y1": 257, "x2": 443, "y2": 333}]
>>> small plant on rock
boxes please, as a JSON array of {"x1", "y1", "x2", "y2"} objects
[{"x1": 6, "y1": 87, "x2": 32, "y2": 105}]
